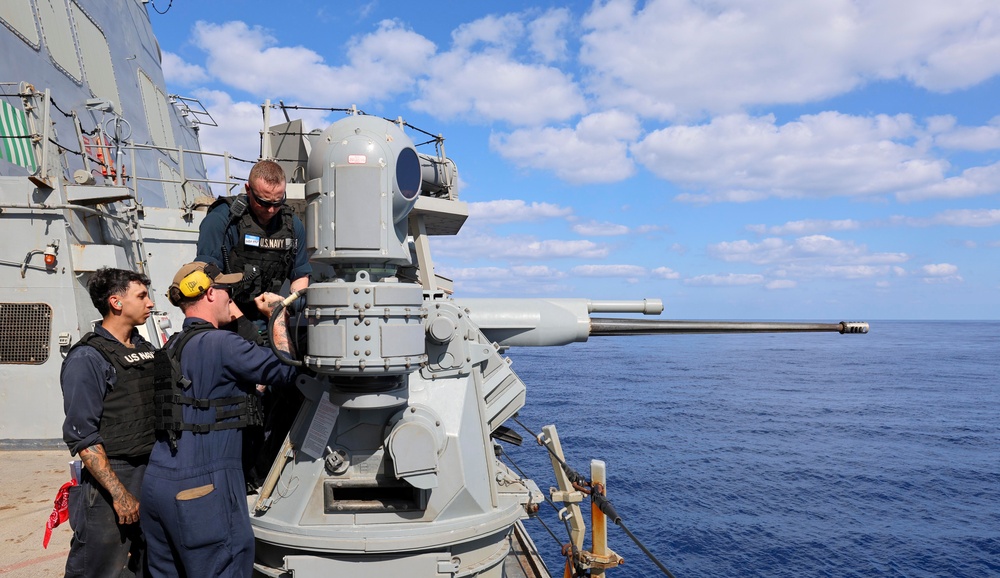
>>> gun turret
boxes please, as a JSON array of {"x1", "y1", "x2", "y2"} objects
[{"x1": 252, "y1": 108, "x2": 868, "y2": 578}]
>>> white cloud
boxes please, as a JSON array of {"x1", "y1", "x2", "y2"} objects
[
  {"x1": 921, "y1": 263, "x2": 959, "y2": 276},
  {"x1": 451, "y1": 14, "x2": 523, "y2": 52},
  {"x1": 435, "y1": 231, "x2": 609, "y2": 260},
  {"x1": 633, "y1": 112, "x2": 958, "y2": 202},
  {"x1": 933, "y1": 115, "x2": 1000, "y2": 151},
  {"x1": 528, "y1": 8, "x2": 572, "y2": 63},
  {"x1": 467, "y1": 199, "x2": 573, "y2": 223},
  {"x1": 918, "y1": 263, "x2": 963, "y2": 283},
  {"x1": 652, "y1": 266, "x2": 680, "y2": 280},
  {"x1": 512, "y1": 265, "x2": 565, "y2": 278},
  {"x1": 508, "y1": 239, "x2": 608, "y2": 259},
  {"x1": 684, "y1": 273, "x2": 765, "y2": 286},
  {"x1": 572, "y1": 220, "x2": 630, "y2": 236},
  {"x1": 897, "y1": 8, "x2": 1000, "y2": 92},
  {"x1": 491, "y1": 110, "x2": 640, "y2": 183},
  {"x1": 894, "y1": 208, "x2": 1000, "y2": 227},
  {"x1": 708, "y1": 235, "x2": 909, "y2": 266},
  {"x1": 579, "y1": 0, "x2": 1000, "y2": 119},
  {"x1": 437, "y1": 265, "x2": 571, "y2": 295},
  {"x1": 416, "y1": 54, "x2": 585, "y2": 126},
  {"x1": 413, "y1": 19, "x2": 585, "y2": 126},
  {"x1": 190, "y1": 20, "x2": 434, "y2": 105},
  {"x1": 184, "y1": 90, "x2": 268, "y2": 193},
  {"x1": 897, "y1": 161, "x2": 1000, "y2": 201},
  {"x1": 796, "y1": 264, "x2": 903, "y2": 279},
  {"x1": 571, "y1": 264, "x2": 648, "y2": 277},
  {"x1": 701, "y1": 235, "x2": 912, "y2": 284},
  {"x1": 352, "y1": 4, "x2": 376, "y2": 21},
  {"x1": 440, "y1": 266, "x2": 513, "y2": 280},
  {"x1": 748, "y1": 219, "x2": 862, "y2": 236},
  {"x1": 161, "y1": 52, "x2": 208, "y2": 86},
  {"x1": 755, "y1": 209, "x2": 1000, "y2": 233}
]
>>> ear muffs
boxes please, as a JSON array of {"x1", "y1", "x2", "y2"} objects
[{"x1": 179, "y1": 270, "x2": 213, "y2": 298}]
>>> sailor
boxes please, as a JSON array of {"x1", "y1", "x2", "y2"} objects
[
  {"x1": 197, "y1": 160, "x2": 312, "y2": 492},
  {"x1": 195, "y1": 159, "x2": 310, "y2": 328},
  {"x1": 61, "y1": 267, "x2": 157, "y2": 578},
  {"x1": 196, "y1": 159, "x2": 310, "y2": 488},
  {"x1": 140, "y1": 262, "x2": 299, "y2": 578}
]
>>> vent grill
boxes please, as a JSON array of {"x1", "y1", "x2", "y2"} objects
[{"x1": 0, "y1": 303, "x2": 53, "y2": 364}]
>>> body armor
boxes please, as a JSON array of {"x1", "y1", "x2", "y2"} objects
[
  {"x1": 72, "y1": 333, "x2": 159, "y2": 457},
  {"x1": 212, "y1": 195, "x2": 297, "y2": 318},
  {"x1": 152, "y1": 323, "x2": 264, "y2": 451}
]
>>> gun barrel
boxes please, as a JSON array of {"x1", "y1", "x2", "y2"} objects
[
  {"x1": 589, "y1": 319, "x2": 869, "y2": 336},
  {"x1": 587, "y1": 299, "x2": 663, "y2": 314}
]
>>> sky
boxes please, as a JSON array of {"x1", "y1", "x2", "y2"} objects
[{"x1": 150, "y1": 0, "x2": 1000, "y2": 320}]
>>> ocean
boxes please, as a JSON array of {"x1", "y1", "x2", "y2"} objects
[{"x1": 503, "y1": 320, "x2": 999, "y2": 578}]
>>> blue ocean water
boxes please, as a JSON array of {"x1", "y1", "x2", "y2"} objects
[{"x1": 503, "y1": 321, "x2": 1000, "y2": 578}]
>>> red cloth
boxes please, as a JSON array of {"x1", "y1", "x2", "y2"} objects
[{"x1": 43, "y1": 479, "x2": 76, "y2": 549}]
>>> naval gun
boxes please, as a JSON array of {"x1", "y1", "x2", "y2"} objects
[{"x1": 249, "y1": 111, "x2": 867, "y2": 578}]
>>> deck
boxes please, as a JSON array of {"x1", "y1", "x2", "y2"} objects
[{"x1": 0, "y1": 450, "x2": 551, "y2": 578}]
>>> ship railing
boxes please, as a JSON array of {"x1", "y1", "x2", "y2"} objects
[
  {"x1": 124, "y1": 142, "x2": 253, "y2": 205},
  {"x1": 1, "y1": 83, "x2": 251, "y2": 208}
]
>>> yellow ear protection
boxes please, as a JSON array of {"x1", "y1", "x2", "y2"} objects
[
  {"x1": 178, "y1": 263, "x2": 224, "y2": 298},
  {"x1": 178, "y1": 269, "x2": 213, "y2": 298}
]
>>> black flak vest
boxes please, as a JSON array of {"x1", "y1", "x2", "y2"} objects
[
  {"x1": 212, "y1": 195, "x2": 297, "y2": 313},
  {"x1": 71, "y1": 333, "x2": 160, "y2": 458}
]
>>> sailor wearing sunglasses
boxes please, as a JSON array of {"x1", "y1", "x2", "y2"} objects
[{"x1": 196, "y1": 160, "x2": 311, "y2": 326}]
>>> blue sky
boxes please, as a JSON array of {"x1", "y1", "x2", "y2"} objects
[{"x1": 151, "y1": 0, "x2": 1000, "y2": 320}]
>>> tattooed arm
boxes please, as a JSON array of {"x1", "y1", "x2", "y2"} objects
[
  {"x1": 254, "y1": 292, "x2": 295, "y2": 358},
  {"x1": 270, "y1": 304, "x2": 294, "y2": 358},
  {"x1": 79, "y1": 444, "x2": 140, "y2": 525}
]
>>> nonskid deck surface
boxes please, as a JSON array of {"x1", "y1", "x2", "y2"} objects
[
  {"x1": 0, "y1": 451, "x2": 551, "y2": 578},
  {"x1": 0, "y1": 449, "x2": 74, "y2": 577}
]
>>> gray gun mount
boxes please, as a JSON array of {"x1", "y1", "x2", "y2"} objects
[{"x1": 250, "y1": 111, "x2": 867, "y2": 578}]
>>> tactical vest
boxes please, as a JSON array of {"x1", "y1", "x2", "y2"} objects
[
  {"x1": 211, "y1": 195, "x2": 297, "y2": 315},
  {"x1": 71, "y1": 333, "x2": 160, "y2": 458},
  {"x1": 152, "y1": 322, "x2": 264, "y2": 451}
]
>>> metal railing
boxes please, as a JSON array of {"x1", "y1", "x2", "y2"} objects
[{"x1": 125, "y1": 142, "x2": 254, "y2": 206}]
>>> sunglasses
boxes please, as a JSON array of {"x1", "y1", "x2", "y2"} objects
[{"x1": 248, "y1": 184, "x2": 286, "y2": 208}]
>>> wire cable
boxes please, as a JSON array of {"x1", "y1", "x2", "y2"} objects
[
  {"x1": 514, "y1": 415, "x2": 680, "y2": 577},
  {"x1": 149, "y1": 0, "x2": 173, "y2": 14},
  {"x1": 498, "y1": 447, "x2": 581, "y2": 560},
  {"x1": 512, "y1": 416, "x2": 588, "y2": 486}
]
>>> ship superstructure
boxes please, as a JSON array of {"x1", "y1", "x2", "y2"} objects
[{"x1": 0, "y1": 0, "x2": 234, "y2": 442}]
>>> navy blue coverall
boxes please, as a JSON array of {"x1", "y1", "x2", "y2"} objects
[{"x1": 139, "y1": 318, "x2": 298, "y2": 578}]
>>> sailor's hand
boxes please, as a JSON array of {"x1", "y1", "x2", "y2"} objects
[
  {"x1": 112, "y1": 489, "x2": 140, "y2": 525},
  {"x1": 254, "y1": 292, "x2": 283, "y2": 316}
]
